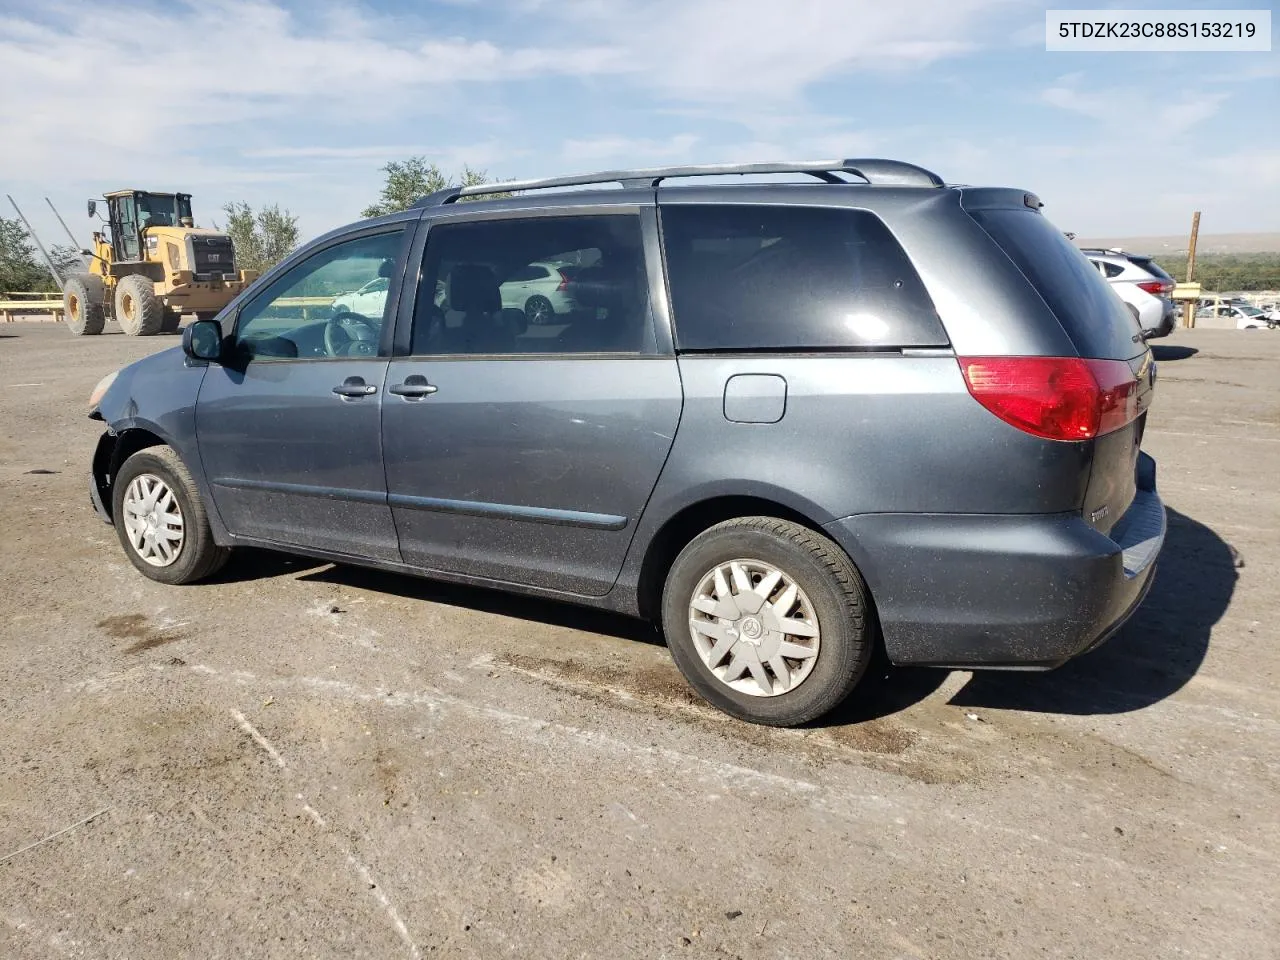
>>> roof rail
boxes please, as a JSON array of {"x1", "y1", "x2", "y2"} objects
[{"x1": 412, "y1": 158, "x2": 944, "y2": 207}]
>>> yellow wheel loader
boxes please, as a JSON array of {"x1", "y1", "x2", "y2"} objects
[{"x1": 63, "y1": 190, "x2": 258, "y2": 336}]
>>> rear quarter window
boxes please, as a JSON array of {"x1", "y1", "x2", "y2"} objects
[
  {"x1": 970, "y1": 209, "x2": 1143, "y2": 360},
  {"x1": 660, "y1": 205, "x2": 947, "y2": 351}
]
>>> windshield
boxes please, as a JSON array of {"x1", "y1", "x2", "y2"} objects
[
  {"x1": 136, "y1": 193, "x2": 193, "y2": 227},
  {"x1": 1239, "y1": 306, "x2": 1263, "y2": 316}
]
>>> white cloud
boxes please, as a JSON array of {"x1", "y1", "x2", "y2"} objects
[
  {"x1": 560, "y1": 134, "x2": 700, "y2": 164},
  {"x1": 0, "y1": 1, "x2": 620, "y2": 177},
  {"x1": 540, "y1": 0, "x2": 1014, "y2": 102},
  {"x1": 0, "y1": 1, "x2": 618, "y2": 238},
  {"x1": 1202, "y1": 148, "x2": 1280, "y2": 188},
  {"x1": 3, "y1": 0, "x2": 1271, "y2": 243},
  {"x1": 241, "y1": 146, "x2": 432, "y2": 160},
  {"x1": 1041, "y1": 77, "x2": 1229, "y2": 136}
]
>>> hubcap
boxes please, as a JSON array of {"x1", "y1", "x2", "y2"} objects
[
  {"x1": 687, "y1": 559, "x2": 820, "y2": 697},
  {"x1": 122, "y1": 294, "x2": 135, "y2": 321},
  {"x1": 122, "y1": 473, "x2": 184, "y2": 567}
]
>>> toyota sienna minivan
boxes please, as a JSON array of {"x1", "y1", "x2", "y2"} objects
[{"x1": 87, "y1": 158, "x2": 1165, "y2": 726}]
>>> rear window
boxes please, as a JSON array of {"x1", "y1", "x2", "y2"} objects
[
  {"x1": 660, "y1": 205, "x2": 947, "y2": 351},
  {"x1": 1128, "y1": 256, "x2": 1174, "y2": 282},
  {"x1": 971, "y1": 209, "x2": 1143, "y2": 359}
]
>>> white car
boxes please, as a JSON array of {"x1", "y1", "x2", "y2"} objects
[
  {"x1": 335, "y1": 263, "x2": 576, "y2": 325},
  {"x1": 331, "y1": 276, "x2": 389, "y2": 318},
  {"x1": 1080, "y1": 248, "x2": 1177, "y2": 338},
  {"x1": 499, "y1": 261, "x2": 577, "y2": 324},
  {"x1": 1196, "y1": 302, "x2": 1277, "y2": 329}
]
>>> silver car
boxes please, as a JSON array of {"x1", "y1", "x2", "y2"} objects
[{"x1": 1082, "y1": 248, "x2": 1177, "y2": 339}]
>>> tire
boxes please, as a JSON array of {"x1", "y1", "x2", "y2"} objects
[
  {"x1": 160, "y1": 310, "x2": 182, "y2": 334},
  {"x1": 112, "y1": 446, "x2": 230, "y2": 585},
  {"x1": 661, "y1": 517, "x2": 873, "y2": 726},
  {"x1": 524, "y1": 294, "x2": 554, "y2": 325},
  {"x1": 63, "y1": 274, "x2": 106, "y2": 336},
  {"x1": 114, "y1": 274, "x2": 165, "y2": 336}
]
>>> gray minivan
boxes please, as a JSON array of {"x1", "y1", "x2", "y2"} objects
[{"x1": 87, "y1": 159, "x2": 1165, "y2": 726}]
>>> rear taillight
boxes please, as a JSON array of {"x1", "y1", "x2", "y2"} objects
[
  {"x1": 1136, "y1": 280, "x2": 1173, "y2": 296},
  {"x1": 958, "y1": 356, "x2": 1139, "y2": 441},
  {"x1": 556, "y1": 269, "x2": 570, "y2": 292}
]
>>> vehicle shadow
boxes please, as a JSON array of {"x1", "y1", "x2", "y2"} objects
[
  {"x1": 211, "y1": 506, "x2": 1231, "y2": 722},
  {"x1": 1150, "y1": 345, "x2": 1198, "y2": 361},
  {"x1": 207, "y1": 547, "x2": 329, "y2": 583},
  {"x1": 297, "y1": 563, "x2": 663, "y2": 646},
  {"x1": 947, "y1": 507, "x2": 1233, "y2": 715}
]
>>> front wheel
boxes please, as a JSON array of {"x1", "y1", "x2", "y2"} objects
[
  {"x1": 112, "y1": 446, "x2": 230, "y2": 584},
  {"x1": 114, "y1": 274, "x2": 165, "y2": 336},
  {"x1": 661, "y1": 517, "x2": 873, "y2": 726}
]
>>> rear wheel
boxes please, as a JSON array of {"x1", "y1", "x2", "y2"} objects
[
  {"x1": 114, "y1": 274, "x2": 164, "y2": 336},
  {"x1": 112, "y1": 446, "x2": 230, "y2": 584},
  {"x1": 661, "y1": 517, "x2": 873, "y2": 726},
  {"x1": 525, "y1": 294, "x2": 554, "y2": 325},
  {"x1": 63, "y1": 274, "x2": 106, "y2": 336}
]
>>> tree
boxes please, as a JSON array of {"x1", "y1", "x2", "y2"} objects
[
  {"x1": 21, "y1": 244, "x2": 87, "y2": 291},
  {"x1": 48, "y1": 244, "x2": 86, "y2": 278},
  {"x1": 1154, "y1": 252, "x2": 1280, "y2": 292},
  {"x1": 222, "y1": 202, "x2": 300, "y2": 274},
  {"x1": 361, "y1": 157, "x2": 505, "y2": 218},
  {"x1": 0, "y1": 216, "x2": 52, "y2": 292}
]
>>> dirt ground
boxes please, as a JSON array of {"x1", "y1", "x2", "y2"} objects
[{"x1": 1, "y1": 321, "x2": 1277, "y2": 959}]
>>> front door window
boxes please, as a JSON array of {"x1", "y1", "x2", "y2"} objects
[{"x1": 234, "y1": 231, "x2": 405, "y2": 360}]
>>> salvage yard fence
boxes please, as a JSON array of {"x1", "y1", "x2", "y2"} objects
[
  {"x1": 0, "y1": 291, "x2": 63, "y2": 323},
  {"x1": 1, "y1": 293, "x2": 333, "y2": 325}
]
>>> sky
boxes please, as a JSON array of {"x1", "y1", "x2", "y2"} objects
[{"x1": 1, "y1": 0, "x2": 1277, "y2": 250}]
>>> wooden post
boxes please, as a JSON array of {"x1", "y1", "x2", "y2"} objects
[{"x1": 1185, "y1": 211, "x2": 1201, "y2": 329}]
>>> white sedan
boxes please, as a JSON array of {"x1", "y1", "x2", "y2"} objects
[
  {"x1": 331, "y1": 276, "x2": 389, "y2": 318},
  {"x1": 1196, "y1": 303, "x2": 1277, "y2": 329}
]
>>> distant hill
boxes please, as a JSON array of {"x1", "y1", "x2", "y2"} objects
[{"x1": 1074, "y1": 233, "x2": 1280, "y2": 255}]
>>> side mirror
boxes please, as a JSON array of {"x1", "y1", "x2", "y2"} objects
[
  {"x1": 183, "y1": 319, "x2": 223, "y2": 362},
  {"x1": 87, "y1": 199, "x2": 97, "y2": 218}
]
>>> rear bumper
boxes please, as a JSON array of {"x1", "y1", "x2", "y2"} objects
[
  {"x1": 823, "y1": 453, "x2": 1166, "y2": 668},
  {"x1": 1149, "y1": 301, "x2": 1177, "y2": 338}
]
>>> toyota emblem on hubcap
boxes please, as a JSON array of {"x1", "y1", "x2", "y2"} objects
[{"x1": 739, "y1": 616, "x2": 764, "y2": 643}]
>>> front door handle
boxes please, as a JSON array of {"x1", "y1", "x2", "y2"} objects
[
  {"x1": 333, "y1": 376, "x2": 377, "y2": 399},
  {"x1": 389, "y1": 374, "x2": 439, "y2": 399}
]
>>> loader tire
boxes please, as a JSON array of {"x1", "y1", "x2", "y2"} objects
[
  {"x1": 64, "y1": 274, "x2": 107, "y2": 336},
  {"x1": 115, "y1": 274, "x2": 164, "y2": 336}
]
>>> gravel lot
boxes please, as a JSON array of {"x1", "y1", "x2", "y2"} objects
[{"x1": 2, "y1": 321, "x2": 1277, "y2": 959}]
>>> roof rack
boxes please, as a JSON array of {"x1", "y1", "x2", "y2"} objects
[{"x1": 413, "y1": 158, "x2": 944, "y2": 207}]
